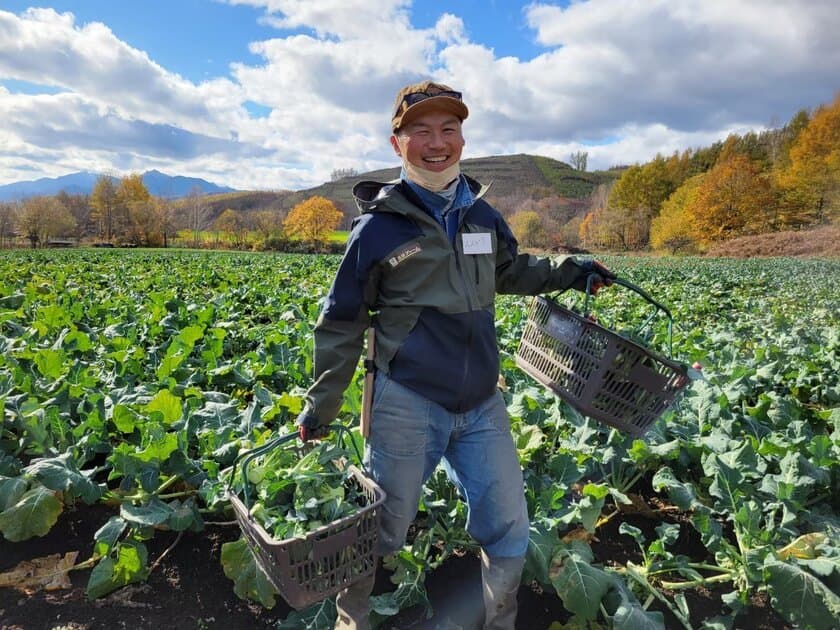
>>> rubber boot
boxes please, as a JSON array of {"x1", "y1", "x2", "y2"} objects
[
  {"x1": 334, "y1": 570, "x2": 376, "y2": 630},
  {"x1": 480, "y1": 550, "x2": 525, "y2": 630}
]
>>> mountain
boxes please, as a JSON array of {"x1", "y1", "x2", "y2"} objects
[
  {"x1": 0, "y1": 170, "x2": 236, "y2": 201},
  {"x1": 0, "y1": 171, "x2": 102, "y2": 201},
  {"x1": 139, "y1": 170, "x2": 237, "y2": 198}
]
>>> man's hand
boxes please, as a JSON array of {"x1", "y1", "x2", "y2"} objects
[
  {"x1": 299, "y1": 424, "x2": 329, "y2": 441},
  {"x1": 296, "y1": 412, "x2": 329, "y2": 442},
  {"x1": 571, "y1": 258, "x2": 617, "y2": 294}
]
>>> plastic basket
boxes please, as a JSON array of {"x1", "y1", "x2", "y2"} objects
[
  {"x1": 226, "y1": 428, "x2": 386, "y2": 610},
  {"x1": 515, "y1": 277, "x2": 689, "y2": 437}
]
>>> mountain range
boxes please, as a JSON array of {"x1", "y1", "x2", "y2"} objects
[{"x1": 0, "y1": 170, "x2": 236, "y2": 201}]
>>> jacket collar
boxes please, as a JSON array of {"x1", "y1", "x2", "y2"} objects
[{"x1": 352, "y1": 174, "x2": 491, "y2": 216}]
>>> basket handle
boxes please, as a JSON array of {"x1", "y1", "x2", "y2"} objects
[
  {"x1": 227, "y1": 423, "x2": 365, "y2": 510},
  {"x1": 583, "y1": 275, "x2": 676, "y2": 357}
]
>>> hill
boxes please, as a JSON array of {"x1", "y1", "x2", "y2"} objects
[
  {"x1": 187, "y1": 154, "x2": 619, "y2": 227},
  {"x1": 0, "y1": 170, "x2": 236, "y2": 201}
]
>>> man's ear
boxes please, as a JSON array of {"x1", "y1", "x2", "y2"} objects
[{"x1": 390, "y1": 134, "x2": 402, "y2": 157}]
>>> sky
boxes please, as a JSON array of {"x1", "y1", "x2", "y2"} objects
[{"x1": 0, "y1": 1, "x2": 838, "y2": 192}]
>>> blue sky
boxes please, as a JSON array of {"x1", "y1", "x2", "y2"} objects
[{"x1": 0, "y1": 1, "x2": 838, "y2": 190}]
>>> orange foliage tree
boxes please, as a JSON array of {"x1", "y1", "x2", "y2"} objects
[
  {"x1": 777, "y1": 93, "x2": 840, "y2": 226},
  {"x1": 690, "y1": 155, "x2": 775, "y2": 245},
  {"x1": 283, "y1": 195, "x2": 343, "y2": 246}
]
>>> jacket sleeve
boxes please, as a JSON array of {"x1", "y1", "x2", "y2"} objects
[
  {"x1": 297, "y1": 223, "x2": 377, "y2": 428},
  {"x1": 494, "y1": 213, "x2": 587, "y2": 295}
]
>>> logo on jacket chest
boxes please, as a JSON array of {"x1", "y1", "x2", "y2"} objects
[{"x1": 388, "y1": 243, "x2": 423, "y2": 268}]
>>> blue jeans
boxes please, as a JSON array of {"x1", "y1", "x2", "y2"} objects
[{"x1": 365, "y1": 372, "x2": 529, "y2": 558}]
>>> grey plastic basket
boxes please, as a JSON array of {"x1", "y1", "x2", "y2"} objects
[
  {"x1": 227, "y1": 429, "x2": 385, "y2": 609},
  {"x1": 515, "y1": 278, "x2": 689, "y2": 436}
]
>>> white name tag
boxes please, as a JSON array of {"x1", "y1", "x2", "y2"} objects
[{"x1": 462, "y1": 232, "x2": 492, "y2": 255}]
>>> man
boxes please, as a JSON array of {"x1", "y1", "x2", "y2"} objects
[{"x1": 296, "y1": 80, "x2": 614, "y2": 629}]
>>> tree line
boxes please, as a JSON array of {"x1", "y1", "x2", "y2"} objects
[
  {"x1": 0, "y1": 172, "x2": 345, "y2": 252},
  {"x1": 2, "y1": 92, "x2": 836, "y2": 254},
  {"x1": 578, "y1": 93, "x2": 839, "y2": 253},
  {"x1": 496, "y1": 92, "x2": 839, "y2": 254}
]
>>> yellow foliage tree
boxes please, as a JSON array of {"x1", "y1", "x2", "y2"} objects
[
  {"x1": 607, "y1": 158, "x2": 679, "y2": 250},
  {"x1": 90, "y1": 175, "x2": 118, "y2": 241},
  {"x1": 116, "y1": 174, "x2": 152, "y2": 244},
  {"x1": 509, "y1": 210, "x2": 547, "y2": 248},
  {"x1": 214, "y1": 208, "x2": 240, "y2": 244},
  {"x1": 117, "y1": 173, "x2": 151, "y2": 204},
  {"x1": 650, "y1": 174, "x2": 704, "y2": 254},
  {"x1": 777, "y1": 93, "x2": 840, "y2": 226},
  {"x1": 19, "y1": 196, "x2": 76, "y2": 247},
  {"x1": 283, "y1": 196, "x2": 343, "y2": 246},
  {"x1": 690, "y1": 155, "x2": 775, "y2": 245}
]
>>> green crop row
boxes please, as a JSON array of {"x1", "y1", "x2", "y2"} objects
[{"x1": 1, "y1": 249, "x2": 837, "y2": 628}]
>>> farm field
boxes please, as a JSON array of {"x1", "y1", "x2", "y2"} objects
[{"x1": 0, "y1": 249, "x2": 838, "y2": 629}]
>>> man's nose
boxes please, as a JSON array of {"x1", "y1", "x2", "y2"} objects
[{"x1": 427, "y1": 130, "x2": 446, "y2": 147}]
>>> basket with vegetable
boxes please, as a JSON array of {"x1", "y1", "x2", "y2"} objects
[
  {"x1": 516, "y1": 276, "x2": 691, "y2": 437},
  {"x1": 226, "y1": 426, "x2": 385, "y2": 609}
]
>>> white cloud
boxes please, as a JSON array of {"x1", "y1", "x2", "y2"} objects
[{"x1": 0, "y1": 1, "x2": 838, "y2": 191}]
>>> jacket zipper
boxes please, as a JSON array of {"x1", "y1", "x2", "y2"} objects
[{"x1": 453, "y1": 234, "x2": 477, "y2": 412}]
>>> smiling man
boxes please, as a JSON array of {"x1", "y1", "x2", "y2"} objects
[{"x1": 295, "y1": 81, "x2": 615, "y2": 629}]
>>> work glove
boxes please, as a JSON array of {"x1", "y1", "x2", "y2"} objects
[
  {"x1": 569, "y1": 258, "x2": 616, "y2": 294},
  {"x1": 296, "y1": 411, "x2": 329, "y2": 442}
]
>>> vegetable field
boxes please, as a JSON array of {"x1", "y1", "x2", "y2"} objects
[{"x1": 1, "y1": 249, "x2": 838, "y2": 629}]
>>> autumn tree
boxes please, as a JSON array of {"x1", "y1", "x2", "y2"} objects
[
  {"x1": 775, "y1": 109, "x2": 810, "y2": 170},
  {"x1": 128, "y1": 196, "x2": 169, "y2": 247},
  {"x1": 116, "y1": 174, "x2": 153, "y2": 244},
  {"x1": 252, "y1": 209, "x2": 282, "y2": 242},
  {"x1": 214, "y1": 208, "x2": 240, "y2": 246},
  {"x1": 19, "y1": 196, "x2": 76, "y2": 247},
  {"x1": 690, "y1": 155, "x2": 774, "y2": 245},
  {"x1": 607, "y1": 157, "x2": 679, "y2": 249},
  {"x1": 90, "y1": 175, "x2": 118, "y2": 241},
  {"x1": 509, "y1": 211, "x2": 547, "y2": 248},
  {"x1": 0, "y1": 202, "x2": 17, "y2": 247},
  {"x1": 777, "y1": 93, "x2": 840, "y2": 226},
  {"x1": 283, "y1": 195, "x2": 343, "y2": 247},
  {"x1": 578, "y1": 205, "x2": 632, "y2": 251},
  {"x1": 187, "y1": 186, "x2": 210, "y2": 248},
  {"x1": 650, "y1": 174, "x2": 704, "y2": 254},
  {"x1": 155, "y1": 198, "x2": 176, "y2": 248},
  {"x1": 56, "y1": 191, "x2": 92, "y2": 239}
]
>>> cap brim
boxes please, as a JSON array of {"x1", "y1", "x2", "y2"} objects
[{"x1": 394, "y1": 96, "x2": 469, "y2": 130}]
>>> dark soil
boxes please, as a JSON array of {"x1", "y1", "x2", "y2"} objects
[{"x1": 1, "y1": 493, "x2": 792, "y2": 630}]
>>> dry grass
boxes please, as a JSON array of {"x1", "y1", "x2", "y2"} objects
[{"x1": 705, "y1": 225, "x2": 840, "y2": 258}]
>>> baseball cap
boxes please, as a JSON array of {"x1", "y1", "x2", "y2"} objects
[{"x1": 391, "y1": 80, "x2": 469, "y2": 131}]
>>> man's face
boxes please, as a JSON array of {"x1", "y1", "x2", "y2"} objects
[{"x1": 390, "y1": 111, "x2": 465, "y2": 172}]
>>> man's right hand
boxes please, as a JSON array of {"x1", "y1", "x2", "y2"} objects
[
  {"x1": 571, "y1": 258, "x2": 616, "y2": 294},
  {"x1": 298, "y1": 424, "x2": 329, "y2": 442}
]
